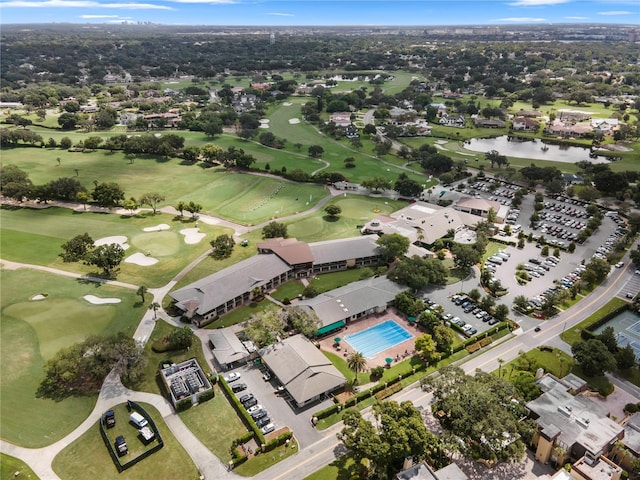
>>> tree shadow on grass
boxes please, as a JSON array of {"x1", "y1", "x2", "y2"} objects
[{"x1": 323, "y1": 215, "x2": 341, "y2": 222}]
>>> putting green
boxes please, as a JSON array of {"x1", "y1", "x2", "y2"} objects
[{"x1": 131, "y1": 231, "x2": 181, "y2": 257}]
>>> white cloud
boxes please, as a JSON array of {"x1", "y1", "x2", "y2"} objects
[
  {"x1": 1, "y1": 0, "x2": 173, "y2": 8},
  {"x1": 267, "y1": 12, "x2": 294, "y2": 16},
  {"x1": 497, "y1": 17, "x2": 547, "y2": 21},
  {"x1": 564, "y1": 15, "x2": 588, "y2": 19},
  {"x1": 598, "y1": 10, "x2": 633, "y2": 15},
  {"x1": 79, "y1": 13, "x2": 119, "y2": 16},
  {"x1": 507, "y1": 0, "x2": 570, "y2": 6}
]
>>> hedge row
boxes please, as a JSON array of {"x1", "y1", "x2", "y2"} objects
[
  {"x1": 491, "y1": 237, "x2": 517, "y2": 247},
  {"x1": 175, "y1": 398, "x2": 192, "y2": 412},
  {"x1": 581, "y1": 303, "x2": 631, "y2": 340},
  {"x1": 198, "y1": 389, "x2": 215, "y2": 403},
  {"x1": 218, "y1": 377, "x2": 266, "y2": 446},
  {"x1": 262, "y1": 431, "x2": 293, "y2": 453},
  {"x1": 374, "y1": 382, "x2": 403, "y2": 401}
]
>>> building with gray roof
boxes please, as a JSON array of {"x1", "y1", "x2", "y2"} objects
[
  {"x1": 207, "y1": 329, "x2": 253, "y2": 371},
  {"x1": 298, "y1": 276, "x2": 407, "y2": 336},
  {"x1": 396, "y1": 460, "x2": 468, "y2": 480},
  {"x1": 309, "y1": 236, "x2": 380, "y2": 273},
  {"x1": 260, "y1": 334, "x2": 346, "y2": 408},
  {"x1": 526, "y1": 375, "x2": 624, "y2": 466}
]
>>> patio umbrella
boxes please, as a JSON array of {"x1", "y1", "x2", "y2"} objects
[
  {"x1": 385, "y1": 357, "x2": 393, "y2": 367},
  {"x1": 334, "y1": 337, "x2": 341, "y2": 343},
  {"x1": 408, "y1": 316, "x2": 416, "y2": 324}
]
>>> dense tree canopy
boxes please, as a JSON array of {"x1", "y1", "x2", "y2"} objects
[
  {"x1": 376, "y1": 233, "x2": 410, "y2": 263},
  {"x1": 390, "y1": 255, "x2": 448, "y2": 290}
]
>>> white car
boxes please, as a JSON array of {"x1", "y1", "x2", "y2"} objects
[
  {"x1": 224, "y1": 372, "x2": 241, "y2": 382},
  {"x1": 260, "y1": 423, "x2": 275, "y2": 434},
  {"x1": 615, "y1": 262, "x2": 624, "y2": 268},
  {"x1": 247, "y1": 404, "x2": 264, "y2": 414}
]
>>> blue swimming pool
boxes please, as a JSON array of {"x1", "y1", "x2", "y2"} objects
[{"x1": 344, "y1": 320, "x2": 413, "y2": 359}]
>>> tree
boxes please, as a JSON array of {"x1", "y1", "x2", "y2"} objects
[
  {"x1": 468, "y1": 288, "x2": 482, "y2": 302},
  {"x1": 175, "y1": 201, "x2": 187, "y2": 218},
  {"x1": 346, "y1": 351, "x2": 367, "y2": 384},
  {"x1": 76, "y1": 191, "x2": 89, "y2": 210},
  {"x1": 394, "y1": 173, "x2": 423, "y2": 198},
  {"x1": 58, "y1": 113, "x2": 79, "y2": 130},
  {"x1": 262, "y1": 221, "x2": 288, "y2": 239},
  {"x1": 616, "y1": 345, "x2": 637, "y2": 370},
  {"x1": 92, "y1": 182, "x2": 124, "y2": 208},
  {"x1": 121, "y1": 197, "x2": 138, "y2": 215},
  {"x1": 376, "y1": 233, "x2": 410, "y2": 263},
  {"x1": 418, "y1": 310, "x2": 440, "y2": 332},
  {"x1": 137, "y1": 286, "x2": 148, "y2": 303},
  {"x1": 200, "y1": 143, "x2": 224, "y2": 164},
  {"x1": 485, "y1": 150, "x2": 507, "y2": 169},
  {"x1": 139, "y1": 192, "x2": 165, "y2": 214},
  {"x1": 415, "y1": 333, "x2": 438, "y2": 364},
  {"x1": 308, "y1": 145, "x2": 324, "y2": 158},
  {"x1": 362, "y1": 123, "x2": 376, "y2": 135},
  {"x1": 84, "y1": 243, "x2": 125, "y2": 277},
  {"x1": 243, "y1": 309, "x2": 287, "y2": 348},
  {"x1": 432, "y1": 324, "x2": 455, "y2": 352},
  {"x1": 37, "y1": 333, "x2": 145, "y2": 400},
  {"x1": 572, "y1": 339, "x2": 617, "y2": 377},
  {"x1": 0, "y1": 164, "x2": 33, "y2": 201},
  {"x1": 184, "y1": 201, "x2": 202, "y2": 219},
  {"x1": 324, "y1": 204, "x2": 342, "y2": 219},
  {"x1": 210, "y1": 234, "x2": 235, "y2": 260},
  {"x1": 360, "y1": 177, "x2": 392, "y2": 193},
  {"x1": 494, "y1": 304, "x2": 509, "y2": 321},
  {"x1": 148, "y1": 301, "x2": 161, "y2": 319},
  {"x1": 451, "y1": 243, "x2": 481, "y2": 274},
  {"x1": 60, "y1": 233, "x2": 94, "y2": 262},
  {"x1": 282, "y1": 306, "x2": 320, "y2": 338},
  {"x1": 337, "y1": 401, "x2": 445, "y2": 478},
  {"x1": 423, "y1": 366, "x2": 535, "y2": 463}
]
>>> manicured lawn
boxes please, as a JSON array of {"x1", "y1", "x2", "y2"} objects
[
  {"x1": 0, "y1": 269, "x2": 139, "y2": 447},
  {"x1": 0, "y1": 453, "x2": 40, "y2": 480},
  {"x1": 482, "y1": 242, "x2": 503, "y2": 262},
  {"x1": 325, "y1": 351, "x2": 370, "y2": 386},
  {"x1": 131, "y1": 320, "x2": 210, "y2": 395},
  {"x1": 302, "y1": 453, "x2": 359, "y2": 480},
  {"x1": 560, "y1": 297, "x2": 628, "y2": 346},
  {"x1": 52, "y1": 403, "x2": 200, "y2": 480},
  {"x1": 204, "y1": 300, "x2": 277, "y2": 330},
  {"x1": 232, "y1": 436, "x2": 299, "y2": 476},
  {"x1": 270, "y1": 280, "x2": 305, "y2": 302},
  {"x1": 499, "y1": 347, "x2": 574, "y2": 380},
  {"x1": 178, "y1": 385, "x2": 247, "y2": 463},
  {"x1": 0, "y1": 207, "x2": 228, "y2": 287},
  {"x1": 310, "y1": 268, "x2": 375, "y2": 294}
]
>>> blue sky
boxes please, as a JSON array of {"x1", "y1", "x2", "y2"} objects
[{"x1": 0, "y1": 0, "x2": 638, "y2": 25}]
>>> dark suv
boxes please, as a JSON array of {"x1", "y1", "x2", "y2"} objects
[
  {"x1": 239, "y1": 393, "x2": 254, "y2": 404},
  {"x1": 232, "y1": 383, "x2": 247, "y2": 393}
]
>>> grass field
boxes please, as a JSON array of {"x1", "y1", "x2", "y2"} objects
[
  {"x1": 178, "y1": 386, "x2": 247, "y2": 463},
  {"x1": 52, "y1": 403, "x2": 200, "y2": 480},
  {"x1": 0, "y1": 269, "x2": 139, "y2": 447},
  {"x1": 0, "y1": 207, "x2": 230, "y2": 287},
  {"x1": 0, "y1": 453, "x2": 40, "y2": 480}
]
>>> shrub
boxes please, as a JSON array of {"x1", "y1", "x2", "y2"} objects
[
  {"x1": 374, "y1": 382, "x2": 403, "y2": 401},
  {"x1": 175, "y1": 398, "x2": 192, "y2": 412},
  {"x1": 314, "y1": 403, "x2": 340, "y2": 419},
  {"x1": 466, "y1": 342, "x2": 482, "y2": 353},
  {"x1": 624, "y1": 402, "x2": 640, "y2": 414},
  {"x1": 198, "y1": 389, "x2": 215, "y2": 403},
  {"x1": 370, "y1": 366, "x2": 385, "y2": 379},
  {"x1": 597, "y1": 381, "x2": 615, "y2": 397}
]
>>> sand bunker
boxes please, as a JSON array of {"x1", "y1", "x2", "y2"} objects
[
  {"x1": 259, "y1": 124, "x2": 270, "y2": 129},
  {"x1": 143, "y1": 224, "x2": 170, "y2": 232},
  {"x1": 259, "y1": 119, "x2": 270, "y2": 124},
  {"x1": 83, "y1": 295, "x2": 122, "y2": 305},
  {"x1": 288, "y1": 118, "x2": 301, "y2": 124},
  {"x1": 180, "y1": 228, "x2": 206, "y2": 245},
  {"x1": 31, "y1": 294, "x2": 47, "y2": 301},
  {"x1": 282, "y1": 102, "x2": 292, "y2": 106},
  {"x1": 125, "y1": 253, "x2": 159, "y2": 266},
  {"x1": 94, "y1": 236, "x2": 130, "y2": 250}
]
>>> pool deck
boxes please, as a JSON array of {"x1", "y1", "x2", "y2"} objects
[{"x1": 319, "y1": 307, "x2": 419, "y2": 370}]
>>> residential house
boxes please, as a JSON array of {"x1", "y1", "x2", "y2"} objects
[
  {"x1": 558, "y1": 110, "x2": 591, "y2": 122},
  {"x1": 259, "y1": 334, "x2": 346, "y2": 408},
  {"x1": 143, "y1": 112, "x2": 181, "y2": 128},
  {"x1": 515, "y1": 109, "x2": 542, "y2": 118},
  {"x1": 591, "y1": 118, "x2": 619, "y2": 135},
  {"x1": 329, "y1": 112, "x2": 352, "y2": 127},
  {"x1": 454, "y1": 197, "x2": 506, "y2": 222},
  {"x1": 232, "y1": 93, "x2": 259, "y2": 113},
  {"x1": 474, "y1": 117, "x2": 506, "y2": 129},
  {"x1": 526, "y1": 374, "x2": 624, "y2": 467},
  {"x1": 512, "y1": 117, "x2": 539, "y2": 132},
  {"x1": 546, "y1": 120, "x2": 593, "y2": 138},
  {"x1": 439, "y1": 114, "x2": 466, "y2": 128}
]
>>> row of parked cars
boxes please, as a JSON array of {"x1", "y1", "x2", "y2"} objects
[
  {"x1": 451, "y1": 294, "x2": 500, "y2": 330},
  {"x1": 225, "y1": 373, "x2": 275, "y2": 434}
]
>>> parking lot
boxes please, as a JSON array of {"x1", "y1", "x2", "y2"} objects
[{"x1": 223, "y1": 363, "x2": 327, "y2": 448}]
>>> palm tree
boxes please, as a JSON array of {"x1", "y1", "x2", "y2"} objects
[
  {"x1": 497, "y1": 358, "x2": 505, "y2": 377},
  {"x1": 137, "y1": 285, "x2": 148, "y2": 303},
  {"x1": 347, "y1": 351, "x2": 367, "y2": 385},
  {"x1": 149, "y1": 302, "x2": 160, "y2": 319}
]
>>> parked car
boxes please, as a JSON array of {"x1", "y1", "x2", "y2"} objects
[
  {"x1": 115, "y1": 435, "x2": 128, "y2": 456},
  {"x1": 239, "y1": 393, "x2": 255, "y2": 404},
  {"x1": 243, "y1": 398, "x2": 258, "y2": 409},
  {"x1": 262, "y1": 372, "x2": 272, "y2": 381},
  {"x1": 104, "y1": 410, "x2": 115, "y2": 428},
  {"x1": 260, "y1": 423, "x2": 275, "y2": 434},
  {"x1": 615, "y1": 262, "x2": 624, "y2": 268},
  {"x1": 247, "y1": 404, "x2": 264, "y2": 414},
  {"x1": 224, "y1": 372, "x2": 241, "y2": 382},
  {"x1": 256, "y1": 416, "x2": 271, "y2": 428},
  {"x1": 232, "y1": 383, "x2": 248, "y2": 393},
  {"x1": 251, "y1": 409, "x2": 268, "y2": 420}
]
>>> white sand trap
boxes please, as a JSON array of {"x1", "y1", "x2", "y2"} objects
[
  {"x1": 259, "y1": 119, "x2": 270, "y2": 124},
  {"x1": 125, "y1": 253, "x2": 159, "y2": 266},
  {"x1": 31, "y1": 294, "x2": 46, "y2": 301},
  {"x1": 84, "y1": 294, "x2": 122, "y2": 305},
  {"x1": 288, "y1": 118, "x2": 301, "y2": 124},
  {"x1": 435, "y1": 139, "x2": 447, "y2": 144},
  {"x1": 259, "y1": 124, "x2": 270, "y2": 129},
  {"x1": 94, "y1": 236, "x2": 130, "y2": 250},
  {"x1": 143, "y1": 224, "x2": 170, "y2": 232},
  {"x1": 282, "y1": 102, "x2": 292, "y2": 106},
  {"x1": 180, "y1": 228, "x2": 206, "y2": 245}
]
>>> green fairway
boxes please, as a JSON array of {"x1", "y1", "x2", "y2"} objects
[
  {"x1": 52, "y1": 403, "x2": 200, "y2": 480},
  {"x1": 1, "y1": 453, "x2": 40, "y2": 480},
  {"x1": 0, "y1": 269, "x2": 140, "y2": 447},
  {"x1": 0, "y1": 207, "x2": 230, "y2": 287}
]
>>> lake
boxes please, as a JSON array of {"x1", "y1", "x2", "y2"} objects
[{"x1": 464, "y1": 136, "x2": 609, "y2": 164}]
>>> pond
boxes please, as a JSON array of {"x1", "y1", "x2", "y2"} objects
[{"x1": 463, "y1": 136, "x2": 609, "y2": 164}]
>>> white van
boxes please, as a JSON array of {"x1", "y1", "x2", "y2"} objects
[
  {"x1": 513, "y1": 224, "x2": 522, "y2": 233},
  {"x1": 130, "y1": 412, "x2": 148, "y2": 428}
]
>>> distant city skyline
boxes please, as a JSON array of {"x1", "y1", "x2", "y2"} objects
[{"x1": 0, "y1": 0, "x2": 638, "y2": 26}]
